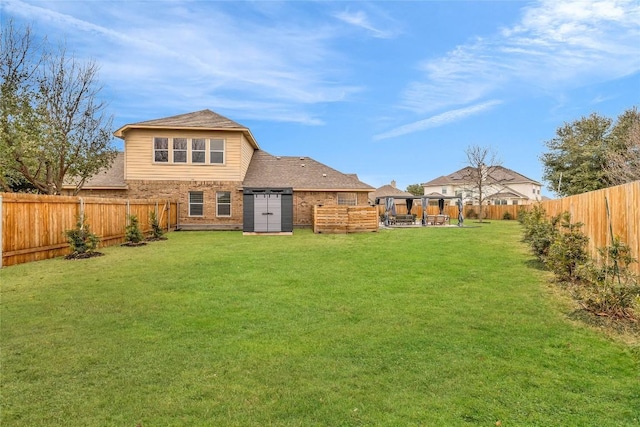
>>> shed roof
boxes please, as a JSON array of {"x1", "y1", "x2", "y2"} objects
[{"x1": 243, "y1": 150, "x2": 374, "y2": 191}]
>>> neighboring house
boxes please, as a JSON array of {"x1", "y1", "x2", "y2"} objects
[
  {"x1": 75, "y1": 109, "x2": 373, "y2": 230},
  {"x1": 422, "y1": 166, "x2": 542, "y2": 205},
  {"x1": 368, "y1": 180, "x2": 414, "y2": 206}
]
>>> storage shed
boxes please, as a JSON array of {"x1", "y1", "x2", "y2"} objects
[{"x1": 243, "y1": 188, "x2": 293, "y2": 234}]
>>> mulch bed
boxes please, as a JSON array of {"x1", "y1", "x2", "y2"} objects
[
  {"x1": 121, "y1": 242, "x2": 147, "y2": 247},
  {"x1": 65, "y1": 251, "x2": 104, "y2": 260}
]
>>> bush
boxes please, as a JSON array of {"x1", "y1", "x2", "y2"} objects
[
  {"x1": 503, "y1": 211, "x2": 513, "y2": 220},
  {"x1": 125, "y1": 215, "x2": 144, "y2": 244},
  {"x1": 64, "y1": 216, "x2": 100, "y2": 258},
  {"x1": 545, "y1": 212, "x2": 589, "y2": 282},
  {"x1": 575, "y1": 237, "x2": 639, "y2": 320},
  {"x1": 519, "y1": 205, "x2": 560, "y2": 262},
  {"x1": 465, "y1": 208, "x2": 477, "y2": 219},
  {"x1": 149, "y1": 210, "x2": 165, "y2": 240}
]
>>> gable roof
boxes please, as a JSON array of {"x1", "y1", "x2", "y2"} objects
[
  {"x1": 63, "y1": 152, "x2": 127, "y2": 190},
  {"x1": 243, "y1": 150, "x2": 374, "y2": 191},
  {"x1": 369, "y1": 184, "x2": 414, "y2": 204},
  {"x1": 422, "y1": 165, "x2": 540, "y2": 186},
  {"x1": 113, "y1": 109, "x2": 259, "y2": 148}
]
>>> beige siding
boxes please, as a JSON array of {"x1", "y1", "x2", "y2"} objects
[
  {"x1": 240, "y1": 134, "x2": 254, "y2": 180},
  {"x1": 124, "y1": 129, "x2": 251, "y2": 181}
]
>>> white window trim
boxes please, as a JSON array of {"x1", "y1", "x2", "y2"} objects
[
  {"x1": 188, "y1": 191, "x2": 204, "y2": 217},
  {"x1": 152, "y1": 137, "x2": 226, "y2": 165},
  {"x1": 210, "y1": 139, "x2": 226, "y2": 165},
  {"x1": 216, "y1": 191, "x2": 231, "y2": 217},
  {"x1": 153, "y1": 137, "x2": 169, "y2": 163}
]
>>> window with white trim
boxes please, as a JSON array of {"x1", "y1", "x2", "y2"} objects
[
  {"x1": 337, "y1": 193, "x2": 357, "y2": 206},
  {"x1": 192, "y1": 139, "x2": 206, "y2": 163},
  {"x1": 216, "y1": 191, "x2": 231, "y2": 216},
  {"x1": 154, "y1": 137, "x2": 169, "y2": 162},
  {"x1": 210, "y1": 139, "x2": 225, "y2": 164},
  {"x1": 189, "y1": 191, "x2": 204, "y2": 216},
  {"x1": 441, "y1": 187, "x2": 447, "y2": 195},
  {"x1": 173, "y1": 138, "x2": 187, "y2": 163}
]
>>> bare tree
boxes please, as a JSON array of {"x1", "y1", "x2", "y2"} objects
[
  {"x1": 461, "y1": 145, "x2": 503, "y2": 222},
  {"x1": 1, "y1": 21, "x2": 117, "y2": 194}
]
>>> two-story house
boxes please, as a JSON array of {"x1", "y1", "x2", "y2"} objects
[
  {"x1": 422, "y1": 166, "x2": 542, "y2": 206},
  {"x1": 77, "y1": 109, "x2": 373, "y2": 231}
]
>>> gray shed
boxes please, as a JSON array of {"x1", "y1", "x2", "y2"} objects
[{"x1": 243, "y1": 188, "x2": 293, "y2": 233}]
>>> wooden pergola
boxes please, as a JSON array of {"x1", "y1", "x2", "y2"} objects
[{"x1": 374, "y1": 195, "x2": 464, "y2": 227}]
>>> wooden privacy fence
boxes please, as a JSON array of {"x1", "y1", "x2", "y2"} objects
[
  {"x1": 539, "y1": 181, "x2": 640, "y2": 276},
  {"x1": 1, "y1": 193, "x2": 178, "y2": 267},
  {"x1": 313, "y1": 205, "x2": 378, "y2": 234}
]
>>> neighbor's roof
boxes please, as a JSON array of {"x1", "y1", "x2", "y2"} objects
[
  {"x1": 113, "y1": 109, "x2": 259, "y2": 148},
  {"x1": 63, "y1": 152, "x2": 127, "y2": 190},
  {"x1": 369, "y1": 184, "x2": 414, "y2": 204},
  {"x1": 243, "y1": 151, "x2": 374, "y2": 191},
  {"x1": 422, "y1": 165, "x2": 540, "y2": 186}
]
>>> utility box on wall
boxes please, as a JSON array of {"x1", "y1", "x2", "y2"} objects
[{"x1": 243, "y1": 188, "x2": 293, "y2": 234}]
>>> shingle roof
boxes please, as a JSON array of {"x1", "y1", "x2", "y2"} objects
[
  {"x1": 114, "y1": 109, "x2": 259, "y2": 148},
  {"x1": 64, "y1": 152, "x2": 127, "y2": 190},
  {"x1": 422, "y1": 165, "x2": 540, "y2": 186},
  {"x1": 368, "y1": 184, "x2": 414, "y2": 204},
  {"x1": 243, "y1": 151, "x2": 374, "y2": 191}
]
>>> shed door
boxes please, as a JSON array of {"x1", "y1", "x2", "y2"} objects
[{"x1": 254, "y1": 193, "x2": 282, "y2": 232}]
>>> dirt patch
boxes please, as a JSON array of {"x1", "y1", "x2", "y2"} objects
[{"x1": 121, "y1": 242, "x2": 148, "y2": 247}]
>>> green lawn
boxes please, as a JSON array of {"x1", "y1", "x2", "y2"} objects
[{"x1": 1, "y1": 222, "x2": 638, "y2": 426}]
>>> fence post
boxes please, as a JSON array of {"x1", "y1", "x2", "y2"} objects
[
  {"x1": 79, "y1": 197, "x2": 85, "y2": 229},
  {"x1": 0, "y1": 194, "x2": 3, "y2": 268},
  {"x1": 126, "y1": 200, "x2": 130, "y2": 225}
]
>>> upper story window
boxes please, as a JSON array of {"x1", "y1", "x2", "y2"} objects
[
  {"x1": 441, "y1": 187, "x2": 447, "y2": 195},
  {"x1": 154, "y1": 137, "x2": 169, "y2": 162},
  {"x1": 210, "y1": 139, "x2": 225, "y2": 164},
  {"x1": 173, "y1": 138, "x2": 187, "y2": 163},
  {"x1": 192, "y1": 139, "x2": 206, "y2": 163},
  {"x1": 154, "y1": 137, "x2": 225, "y2": 165}
]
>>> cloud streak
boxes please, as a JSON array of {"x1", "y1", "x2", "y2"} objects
[
  {"x1": 399, "y1": 0, "x2": 640, "y2": 115},
  {"x1": 374, "y1": 100, "x2": 503, "y2": 141},
  {"x1": 334, "y1": 9, "x2": 396, "y2": 39}
]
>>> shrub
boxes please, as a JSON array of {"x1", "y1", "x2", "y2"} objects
[
  {"x1": 64, "y1": 216, "x2": 100, "y2": 257},
  {"x1": 503, "y1": 211, "x2": 513, "y2": 220},
  {"x1": 149, "y1": 210, "x2": 165, "y2": 239},
  {"x1": 125, "y1": 215, "x2": 144, "y2": 244},
  {"x1": 575, "y1": 237, "x2": 639, "y2": 320},
  {"x1": 545, "y1": 212, "x2": 589, "y2": 282},
  {"x1": 465, "y1": 208, "x2": 477, "y2": 219},
  {"x1": 519, "y1": 205, "x2": 560, "y2": 262}
]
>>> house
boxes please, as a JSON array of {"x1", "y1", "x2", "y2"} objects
[
  {"x1": 422, "y1": 166, "x2": 542, "y2": 206},
  {"x1": 78, "y1": 109, "x2": 373, "y2": 230},
  {"x1": 368, "y1": 180, "x2": 415, "y2": 206}
]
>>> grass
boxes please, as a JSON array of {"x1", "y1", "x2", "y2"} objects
[{"x1": 1, "y1": 221, "x2": 639, "y2": 426}]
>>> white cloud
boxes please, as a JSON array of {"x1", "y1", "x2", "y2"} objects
[
  {"x1": 334, "y1": 9, "x2": 395, "y2": 39},
  {"x1": 400, "y1": 0, "x2": 640, "y2": 114},
  {"x1": 2, "y1": 0, "x2": 361, "y2": 125},
  {"x1": 374, "y1": 100, "x2": 503, "y2": 140}
]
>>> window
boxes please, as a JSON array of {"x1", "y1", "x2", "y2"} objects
[
  {"x1": 154, "y1": 137, "x2": 169, "y2": 162},
  {"x1": 210, "y1": 139, "x2": 225, "y2": 164},
  {"x1": 216, "y1": 191, "x2": 231, "y2": 216},
  {"x1": 173, "y1": 138, "x2": 187, "y2": 163},
  {"x1": 441, "y1": 187, "x2": 447, "y2": 195},
  {"x1": 337, "y1": 192, "x2": 357, "y2": 206},
  {"x1": 192, "y1": 139, "x2": 206, "y2": 163},
  {"x1": 512, "y1": 200, "x2": 519, "y2": 205},
  {"x1": 189, "y1": 191, "x2": 204, "y2": 216}
]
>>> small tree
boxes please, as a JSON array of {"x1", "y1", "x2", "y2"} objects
[
  {"x1": 64, "y1": 216, "x2": 100, "y2": 258},
  {"x1": 546, "y1": 213, "x2": 589, "y2": 282},
  {"x1": 148, "y1": 210, "x2": 165, "y2": 240},
  {"x1": 125, "y1": 215, "x2": 144, "y2": 244}
]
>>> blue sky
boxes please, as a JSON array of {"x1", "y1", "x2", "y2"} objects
[{"x1": 2, "y1": 0, "x2": 639, "y2": 197}]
